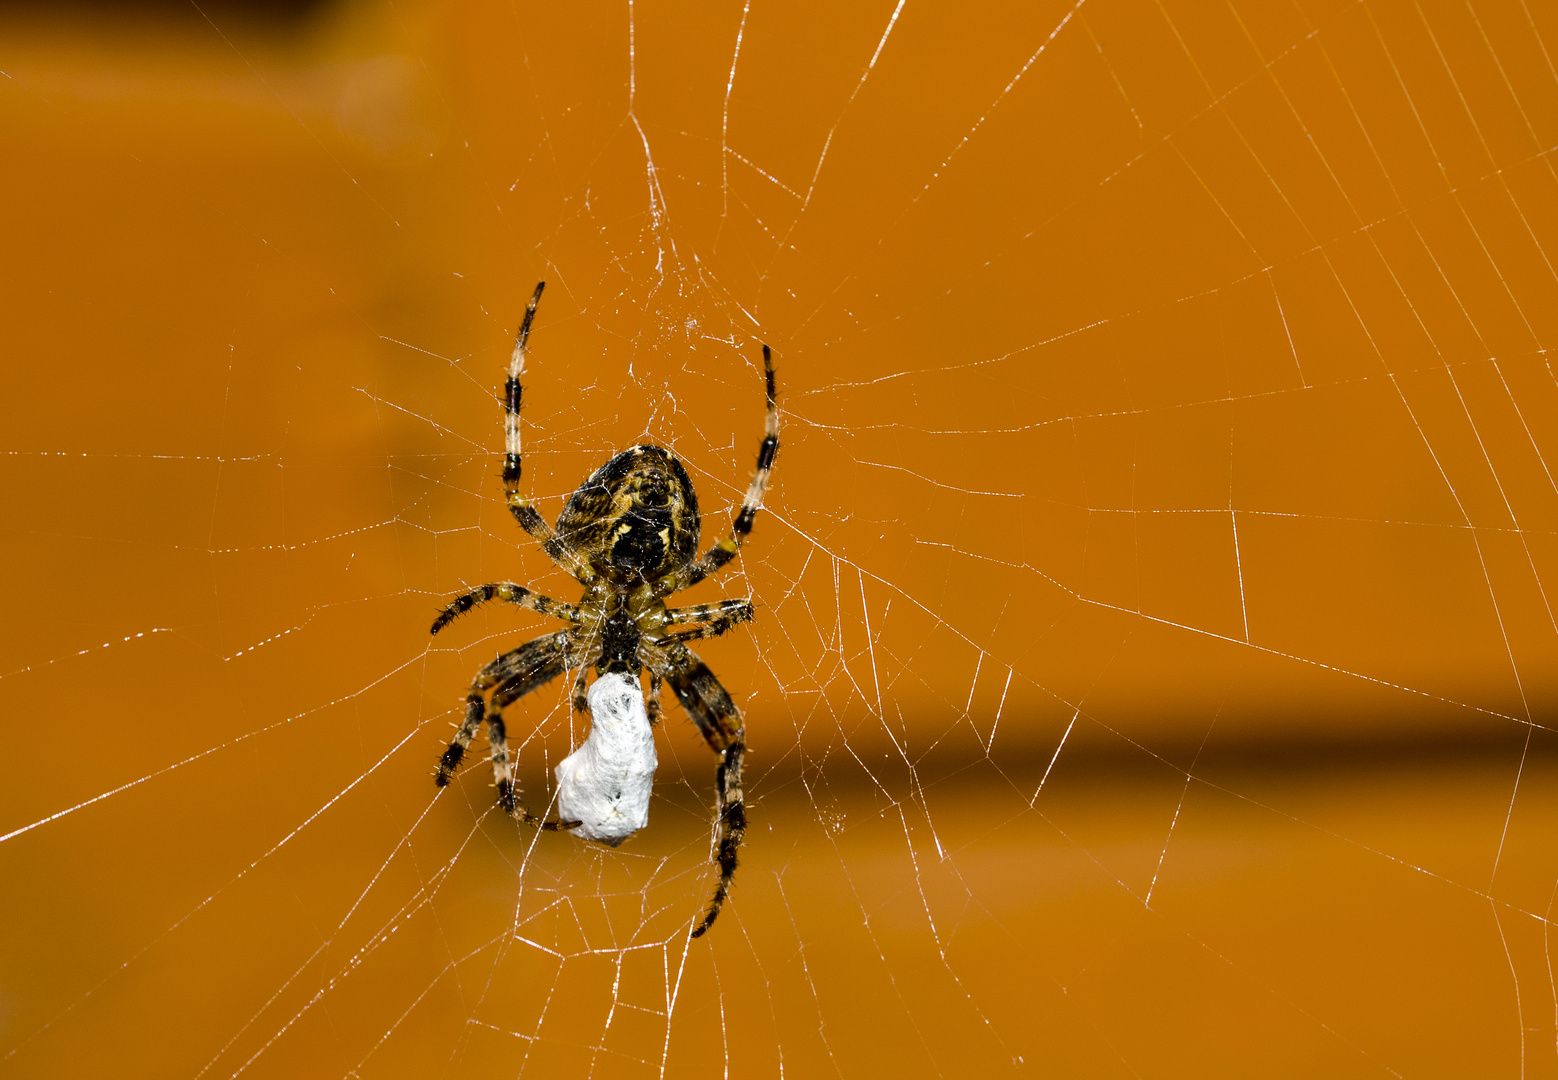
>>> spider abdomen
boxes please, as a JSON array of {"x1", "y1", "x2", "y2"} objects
[{"x1": 557, "y1": 444, "x2": 701, "y2": 583}]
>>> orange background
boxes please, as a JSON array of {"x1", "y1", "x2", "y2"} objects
[{"x1": 3, "y1": 0, "x2": 1558, "y2": 1076}]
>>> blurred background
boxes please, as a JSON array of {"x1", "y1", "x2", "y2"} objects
[{"x1": 2, "y1": 0, "x2": 1557, "y2": 1075}]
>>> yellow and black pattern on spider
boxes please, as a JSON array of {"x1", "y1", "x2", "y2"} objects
[{"x1": 429, "y1": 281, "x2": 777, "y2": 938}]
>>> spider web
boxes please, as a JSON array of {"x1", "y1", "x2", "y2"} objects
[{"x1": 4, "y1": 0, "x2": 1558, "y2": 1075}]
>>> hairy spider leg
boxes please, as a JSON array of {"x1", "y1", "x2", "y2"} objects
[
  {"x1": 430, "y1": 581, "x2": 580, "y2": 636},
  {"x1": 439, "y1": 693, "x2": 487, "y2": 790},
  {"x1": 702, "y1": 735, "x2": 746, "y2": 938},
  {"x1": 655, "y1": 599, "x2": 756, "y2": 645},
  {"x1": 484, "y1": 711, "x2": 517, "y2": 816},
  {"x1": 667, "y1": 344, "x2": 778, "y2": 594},
  {"x1": 435, "y1": 630, "x2": 579, "y2": 828},
  {"x1": 648, "y1": 639, "x2": 747, "y2": 937},
  {"x1": 645, "y1": 670, "x2": 663, "y2": 725},
  {"x1": 436, "y1": 631, "x2": 567, "y2": 785},
  {"x1": 488, "y1": 638, "x2": 583, "y2": 828},
  {"x1": 570, "y1": 664, "x2": 590, "y2": 713},
  {"x1": 501, "y1": 281, "x2": 597, "y2": 585}
]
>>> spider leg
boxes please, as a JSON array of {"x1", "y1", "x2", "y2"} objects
[
  {"x1": 646, "y1": 641, "x2": 743, "y2": 748},
  {"x1": 436, "y1": 693, "x2": 487, "y2": 790},
  {"x1": 483, "y1": 709, "x2": 576, "y2": 831},
  {"x1": 698, "y1": 733, "x2": 745, "y2": 938},
  {"x1": 435, "y1": 630, "x2": 577, "y2": 828},
  {"x1": 646, "y1": 670, "x2": 662, "y2": 726},
  {"x1": 645, "y1": 641, "x2": 746, "y2": 937},
  {"x1": 659, "y1": 345, "x2": 777, "y2": 596},
  {"x1": 434, "y1": 632, "x2": 563, "y2": 785},
  {"x1": 430, "y1": 582, "x2": 580, "y2": 636},
  {"x1": 488, "y1": 640, "x2": 581, "y2": 828},
  {"x1": 651, "y1": 599, "x2": 755, "y2": 645},
  {"x1": 570, "y1": 664, "x2": 589, "y2": 713},
  {"x1": 500, "y1": 281, "x2": 597, "y2": 586}
]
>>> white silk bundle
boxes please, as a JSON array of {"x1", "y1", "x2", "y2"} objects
[{"x1": 554, "y1": 671, "x2": 657, "y2": 845}]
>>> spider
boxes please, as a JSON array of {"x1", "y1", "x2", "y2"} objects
[{"x1": 429, "y1": 282, "x2": 777, "y2": 938}]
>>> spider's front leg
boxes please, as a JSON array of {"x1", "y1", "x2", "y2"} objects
[
  {"x1": 500, "y1": 281, "x2": 597, "y2": 586},
  {"x1": 656, "y1": 344, "x2": 778, "y2": 598}
]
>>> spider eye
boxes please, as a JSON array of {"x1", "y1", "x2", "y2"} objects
[{"x1": 637, "y1": 481, "x2": 670, "y2": 508}]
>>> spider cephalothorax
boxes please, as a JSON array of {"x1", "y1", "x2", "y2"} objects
[{"x1": 428, "y1": 282, "x2": 777, "y2": 938}]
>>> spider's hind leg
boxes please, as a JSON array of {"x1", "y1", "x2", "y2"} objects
[
  {"x1": 646, "y1": 671, "x2": 662, "y2": 726},
  {"x1": 488, "y1": 710, "x2": 571, "y2": 827},
  {"x1": 696, "y1": 732, "x2": 746, "y2": 938},
  {"x1": 435, "y1": 630, "x2": 577, "y2": 828},
  {"x1": 648, "y1": 641, "x2": 747, "y2": 937},
  {"x1": 435, "y1": 692, "x2": 486, "y2": 786},
  {"x1": 485, "y1": 710, "x2": 518, "y2": 815}
]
